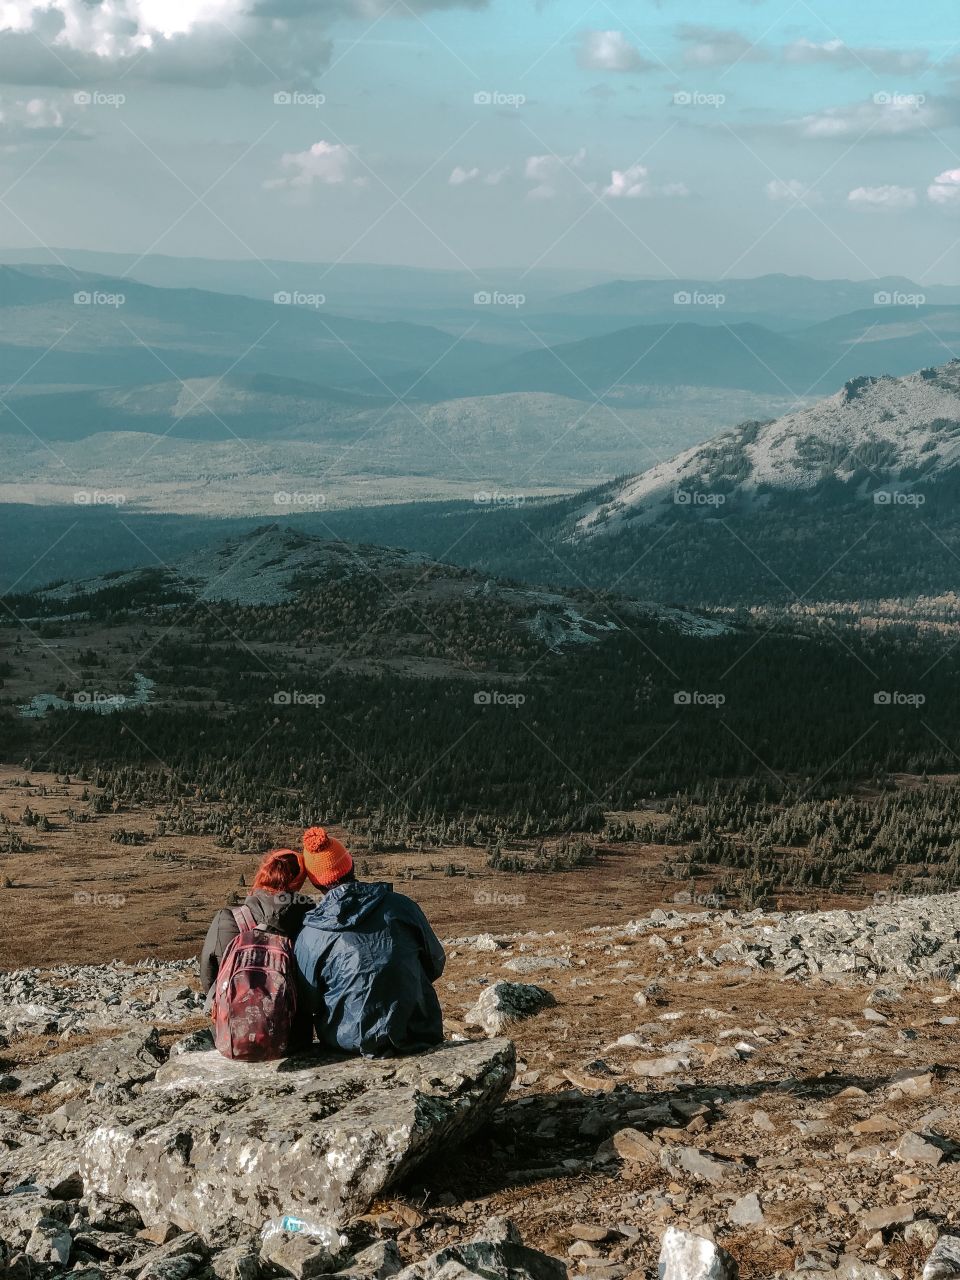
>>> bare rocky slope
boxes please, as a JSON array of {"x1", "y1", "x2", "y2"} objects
[
  {"x1": 572, "y1": 360, "x2": 960, "y2": 538},
  {"x1": 4, "y1": 892, "x2": 960, "y2": 1280}
]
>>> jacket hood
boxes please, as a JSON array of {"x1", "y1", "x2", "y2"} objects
[
  {"x1": 247, "y1": 888, "x2": 315, "y2": 931},
  {"x1": 304, "y1": 881, "x2": 393, "y2": 932}
]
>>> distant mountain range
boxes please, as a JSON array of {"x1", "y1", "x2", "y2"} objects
[
  {"x1": 541, "y1": 274, "x2": 960, "y2": 329},
  {"x1": 1, "y1": 266, "x2": 957, "y2": 413}
]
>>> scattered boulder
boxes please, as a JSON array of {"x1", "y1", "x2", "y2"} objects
[
  {"x1": 658, "y1": 1227, "x2": 737, "y2": 1280},
  {"x1": 923, "y1": 1235, "x2": 960, "y2": 1280},
  {"x1": 503, "y1": 956, "x2": 569, "y2": 975},
  {"x1": 464, "y1": 982, "x2": 556, "y2": 1037}
]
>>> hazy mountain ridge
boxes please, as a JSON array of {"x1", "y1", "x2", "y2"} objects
[{"x1": 21, "y1": 523, "x2": 731, "y2": 644}]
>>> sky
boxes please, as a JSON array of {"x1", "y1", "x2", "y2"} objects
[{"x1": 0, "y1": 0, "x2": 958, "y2": 281}]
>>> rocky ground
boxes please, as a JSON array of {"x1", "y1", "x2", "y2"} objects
[{"x1": 4, "y1": 894, "x2": 960, "y2": 1280}]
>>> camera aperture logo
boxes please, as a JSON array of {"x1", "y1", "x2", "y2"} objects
[
  {"x1": 473, "y1": 90, "x2": 525, "y2": 108},
  {"x1": 874, "y1": 690, "x2": 925, "y2": 707},
  {"x1": 274, "y1": 491, "x2": 326, "y2": 508},
  {"x1": 673, "y1": 889, "x2": 725, "y2": 908},
  {"x1": 673, "y1": 90, "x2": 725, "y2": 108},
  {"x1": 74, "y1": 691, "x2": 126, "y2": 710},
  {"x1": 873, "y1": 490, "x2": 924, "y2": 507},
  {"x1": 674, "y1": 690, "x2": 725, "y2": 707},
  {"x1": 673, "y1": 290, "x2": 725, "y2": 309},
  {"x1": 474, "y1": 689, "x2": 526, "y2": 707},
  {"x1": 274, "y1": 290, "x2": 325, "y2": 309},
  {"x1": 74, "y1": 90, "x2": 125, "y2": 108},
  {"x1": 473, "y1": 290, "x2": 525, "y2": 309},
  {"x1": 674, "y1": 488, "x2": 725, "y2": 507},
  {"x1": 74, "y1": 290, "x2": 125, "y2": 308},
  {"x1": 873, "y1": 91, "x2": 925, "y2": 107},
  {"x1": 273, "y1": 90, "x2": 326, "y2": 108},
  {"x1": 474, "y1": 888, "x2": 526, "y2": 907},
  {"x1": 75, "y1": 890, "x2": 126, "y2": 907},
  {"x1": 74, "y1": 490, "x2": 125, "y2": 507},
  {"x1": 474, "y1": 489, "x2": 525, "y2": 509},
  {"x1": 273, "y1": 690, "x2": 326, "y2": 707},
  {"x1": 874, "y1": 290, "x2": 925, "y2": 308}
]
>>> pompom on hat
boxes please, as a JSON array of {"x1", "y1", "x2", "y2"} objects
[{"x1": 302, "y1": 826, "x2": 354, "y2": 888}]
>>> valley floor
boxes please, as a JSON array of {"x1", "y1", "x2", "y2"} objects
[{"x1": 0, "y1": 765, "x2": 885, "y2": 971}]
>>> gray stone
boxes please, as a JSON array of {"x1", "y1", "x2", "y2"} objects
[
  {"x1": 123, "y1": 1232, "x2": 208, "y2": 1278},
  {"x1": 336, "y1": 1241, "x2": 403, "y2": 1280},
  {"x1": 923, "y1": 1234, "x2": 960, "y2": 1280},
  {"x1": 663, "y1": 1147, "x2": 743, "y2": 1187},
  {"x1": 211, "y1": 1243, "x2": 262, "y2": 1280},
  {"x1": 25, "y1": 1217, "x2": 72, "y2": 1266},
  {"x1": 140, "y1": 1259, "x2": 206, "y2": 1280},
  {"x1": 896, "y1": 1132, "x2": 945, "y2": 1166},
  {"x1": 832, "y1": 1259, "x2": 895, "y2": 1280},
  {"x1": 261, "y1": 1232, "x2": 342, "y2": 1279},
  {"x1": 169, "y1": 1029, "x2": 215, "y2": 1058},
  {"x1": 728, "y1": 1193, "x2": 764, "y2": 1227},
  {"x1": 657, "y1": 1227, "x2": 738, "y2": 1280},
  {"x1": 395, "y1": 1236, "x2": 566, "y2": 1280},
  {"x1": 464, "y1": 983, "x2": 556, "y2": 1037},
  {"x1": 503, "y1": 956, "x2": 569, "y2": 974},
  {"x1": 906, "y1": 1222, "x2": 940, "y2": 1251},
  {"x1": 81, "y1": 1039, "x2": 515, "y2": 1235}
]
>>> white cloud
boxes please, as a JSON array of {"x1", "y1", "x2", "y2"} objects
[
  {"x1": 523, "y1": 148, "x2": 586, "y2": 200},
  {"x1": 783, "y1": 39, "x2": 927, "y2": 73},
  {"x1": 599, "y1": 165, "x2": 689, "y2": 199},
  {"x1": 677, "y1": 24, "x2": 768, "y2": 67},
  {"x1": 793, "y1": 96, "x2": 944, "y2": 139},
  {"x1": 0, "y1": 94, "x2": 76, "y2": 142},
  {"x1": 484, "y1": 166, "x2": 509, "y2": 185},
  {"x1": 0, "y1": 0, "x2": 490, "y2": 85},
  {"x1": 603, "y1": 163, "x2": 649, "y2": 198},
  {"x1": 847, "y1": 185, "x2": 918, "y2": 210},
  {"x1": 764, "y1": 177, "x2": 821, "y2": 203},
  {"x1": 264, "y1": 140, "x2": 354, "y2": 190},
  {"x1": 449, "y1": 165, "x2": 480, "y2": 185},
  {"x1": 928, "y1": 169, "x2": 960, "y2": 206},
  {"x1": 0, "y1": 0, "x2": 247, "y2": 58},
  {"x1": 577, "y1": 30, "x2": 654, "y2": 73}
]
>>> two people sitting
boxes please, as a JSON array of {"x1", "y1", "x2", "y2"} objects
[{"x1": 200, "y1": 826, "x2": 445, "y2": 1060}]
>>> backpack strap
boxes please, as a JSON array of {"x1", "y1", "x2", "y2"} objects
[{"x1": 232, "y1": 905, "x2": 258, "y2": 933}]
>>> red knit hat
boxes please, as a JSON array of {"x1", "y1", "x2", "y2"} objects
[{"x1": 302, "y1": 826, "x2": 353, "y2": 888}]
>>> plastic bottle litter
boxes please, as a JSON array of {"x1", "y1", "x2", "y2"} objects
[{"x1": 261, "y1": 1216, "x2": 346, "y2": 1252}]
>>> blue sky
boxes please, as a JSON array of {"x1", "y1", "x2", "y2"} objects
[{"x1": 0, "y1": 0, "x2": 957, "y2": 280}]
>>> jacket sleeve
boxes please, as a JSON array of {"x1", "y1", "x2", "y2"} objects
[
  {"x1": 411, "y1": 904, "x2": 446, "y2": 981},
  {"x1": 199, "y1": 908, "x2": 239, "y2": 995}
]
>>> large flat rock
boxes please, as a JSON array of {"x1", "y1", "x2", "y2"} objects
[{"x1": 80, "y1": 1039, "x2": 515, "y2": 1236}]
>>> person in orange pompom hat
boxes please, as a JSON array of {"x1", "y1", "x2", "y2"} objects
[
  {"x1": 295, "y1": 825, "x2": 446, "y2": 1057},
  {"x1": 301, "y1": 826, "x2": 354, "y2": 889}
]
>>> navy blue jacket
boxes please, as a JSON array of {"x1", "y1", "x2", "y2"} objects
[{"x1": 294, "y1": 881, "x2": 445, "y2": 1057}]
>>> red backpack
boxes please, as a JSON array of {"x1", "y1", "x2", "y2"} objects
[{"x1": 212, "y1": 906, "x2": 298, "y2": 1061}]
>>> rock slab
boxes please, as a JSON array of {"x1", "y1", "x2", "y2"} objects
[{"x1": 80, "y1": 1039, "x2": 515, "y2": 1236}]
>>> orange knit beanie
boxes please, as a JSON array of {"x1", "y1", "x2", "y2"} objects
[{"x1": 302, "y1": 826, "x2": 354, "y2": 888}]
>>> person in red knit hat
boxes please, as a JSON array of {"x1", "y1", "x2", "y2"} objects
[{"x1": 295, "y1": 826, "x2": 446, "y2": 1056}]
